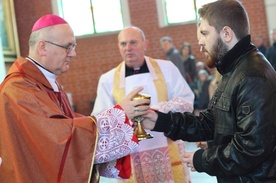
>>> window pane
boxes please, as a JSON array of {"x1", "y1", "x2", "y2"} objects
[
  {"x1": 164, "y1": 0, "x2": 218, "y2": 25},
  {"x1": 196, "y1": 0, "x2": 217, "y2": 9},
  {"x1": 165, "y1": 0, "x2": 196, "y2": 24},
  {"x1": 92, "y1": 0, "x2": 123, "y2": 32},
  {"x1": 61, "y1": 0, "x2": 94, "y2": 36},
  {"x1": 196, "y1": 0, "x2": 217, "y2": 11},
  {"x1": 195, "y1": 0, "x2": 217, "y2": 19},
  {"x1": 0, "y1": 5, "x2": 9, "y2": 48}
]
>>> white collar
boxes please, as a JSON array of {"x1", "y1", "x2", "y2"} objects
[{"x1": 26, "y1": 56, "x2": 59, "y2": 92}]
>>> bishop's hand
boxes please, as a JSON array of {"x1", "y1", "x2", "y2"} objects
[{"x1": 118, "y1": 87, "x2": 150, "y2": 120}]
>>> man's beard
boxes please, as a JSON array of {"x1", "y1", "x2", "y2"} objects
[{"x1": 205, "y1": 37, "x2": 228, "y2": 68}]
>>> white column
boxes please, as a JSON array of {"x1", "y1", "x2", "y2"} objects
[
  {"x1": 0, "y1": 36, "x2": 6, "y2": 83},
  {"x1": 265, "y1": 0, "x2": 276, "y2": 44},
  {"x1": 0, "y1": 0, "x2": 6, "y2": 83}
]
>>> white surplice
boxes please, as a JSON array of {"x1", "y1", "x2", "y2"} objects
[{"x1": 92, "y1": 56, "x2": 194, "y2": 182}]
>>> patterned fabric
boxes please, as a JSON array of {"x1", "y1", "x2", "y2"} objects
[
  {"x1": 152, "y1": 97, "x2": 194, "y2": 113},
  {"x1": 96, "y1": 106, "x2": 139, "y2": 179},
  {"x1": 95, "y1": 107, "x2": 139, "y2": 164},
  {"x1": 132, "y1": 147, "x2": 173, "y2": 183}
]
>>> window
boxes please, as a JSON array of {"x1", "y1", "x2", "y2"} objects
[
  {"x1": 52, "y1": 0, "x2": 130, "y2": 37},
  {"x1": 0, "y1": 0, "x2": 20, "y2": 63},
  {"x1": 156, "y1": 0, "x2": 216, "y2": 27}
]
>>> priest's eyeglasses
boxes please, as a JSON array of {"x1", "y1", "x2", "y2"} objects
[{"x1": 45, "y1": 41, "x2": 77, "y2": 53}]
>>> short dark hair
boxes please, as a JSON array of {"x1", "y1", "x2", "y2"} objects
[
  {"x1": 160, "y1": 36, "x2": 172, "y2": 44},
  {"x1": 198, "y1": 0, "x2": 249, "y2": 40},
  {"x1": 180, "y1": 42, "x2": 192, "y2": 55}
]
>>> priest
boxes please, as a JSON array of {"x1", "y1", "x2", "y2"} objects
[{"x1": 92, "y1": 26, "x2": 195, "y2": 183}]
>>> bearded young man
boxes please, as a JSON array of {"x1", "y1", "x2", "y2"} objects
[{"x1": 142, "y1": 0, "x2": 276, "y2": 182}]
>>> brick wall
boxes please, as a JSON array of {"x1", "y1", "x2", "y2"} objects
[{"x1": 13, "y1": 0, "x2": 269, "y2": 115}]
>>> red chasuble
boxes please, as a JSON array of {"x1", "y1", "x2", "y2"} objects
[{"x1": 0, "y1": 57, "x2": 98, "y2": 183}]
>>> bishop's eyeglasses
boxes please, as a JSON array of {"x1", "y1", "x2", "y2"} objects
[{"x1": 45, "y1": 40, "x2": 77, "y2": 53}]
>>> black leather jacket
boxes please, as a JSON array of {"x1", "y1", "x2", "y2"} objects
[{"x1": 153, "y1": 35, "x2": 276, "y2": 183}]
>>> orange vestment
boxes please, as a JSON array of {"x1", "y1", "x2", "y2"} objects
[{"x1": 0, "y1": 57, "x2": 136, "y2": 183}]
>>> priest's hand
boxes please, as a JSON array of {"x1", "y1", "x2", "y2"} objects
[
  {"x1": 119, "y1": 87, "x2": 150, "y2": 120},
  {"x1": 141, "y1": 109, "x2": 158, "y2": 130},
  {"x1": 196, "y1": 142, "x2": 208, "y2": 149},
  {"x1": 183, "y1": 151, "x2": 196, "y2": 172}
]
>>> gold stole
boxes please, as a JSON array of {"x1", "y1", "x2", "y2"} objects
[{"x1": 113, "y1": 57, "x2": 186, "y2": 182}]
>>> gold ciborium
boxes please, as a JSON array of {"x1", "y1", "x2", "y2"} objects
[{"x1": 132, "y1": 93, "x2": 153, "y2": 141}]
